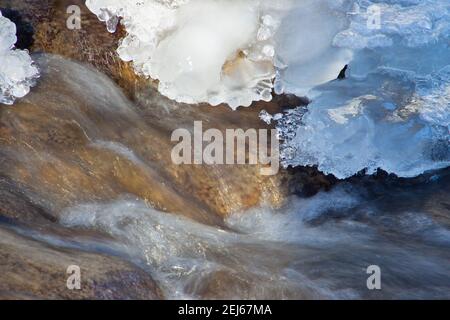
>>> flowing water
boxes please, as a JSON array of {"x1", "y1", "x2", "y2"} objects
[
  {"x1": 57, "y1": 171, "x2": 450, "y2": 299},
  {"x1": 0, "y1": 51, "x2": 448, "y2": 299}
]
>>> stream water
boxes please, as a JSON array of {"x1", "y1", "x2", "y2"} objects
[
  {"x1": 57, "y1": 170, "x2": 450, "y2": 299},
  {"x1": 0, "y1": 52, "x2": 448, "y2": 299}
]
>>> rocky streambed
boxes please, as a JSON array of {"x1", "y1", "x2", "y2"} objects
[
  {"x1": 0, "y1": 0, "x2": 448, "y2": 300},
  {"x1": 0, "y1": 0, "x2": 334, "y2": 299}
]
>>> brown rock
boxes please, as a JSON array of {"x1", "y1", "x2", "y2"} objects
[
  {"x1": 0, "y1": 0, "x2": 335, "y2": 219},
  {"x1": 0, "y1": 226, "x2": 163, "y2": 300},
  {"x1": 1, "y1": 54, "x2": 221, "y2": 226}
]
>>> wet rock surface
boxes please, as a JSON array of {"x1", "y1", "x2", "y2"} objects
[
  {"x1": 0, "y1": 0, "x2": 345, "y2": 300},
  {"x1": 0, "y1": 225, "x2": 163, "y2": 299},
  {"x1": 0, "y1": 0, "x2": 334, "y2": 217},
  {"x1": 1, "y1": 54, "x2": 227, "y2": 225}
]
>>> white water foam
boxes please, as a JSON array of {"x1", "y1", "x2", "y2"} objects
[
  {"x1": 60, "y1": 181, "x2": 450, "y2": 299},
  {"x1": 0, "y1": 11, "x2": 39, "y2": 105},
  {"x1": 60, "y1": 187, "x2": 363, "y2": 299}
]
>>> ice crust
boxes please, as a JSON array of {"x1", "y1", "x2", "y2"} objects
[
  {"x1": 85, "y1": 0, "x2": 351, "y2": 108},
  {"x1": 85, "y1": 0, "x2": 289, "y2": 109},
  {"x1": 87, "y1": 0, "x2": 449, "y2": 178},
  {"x1": 0, "y1": 11, "x2": 39, "y2": 105},
  {"x1": 277, "y1": 0, "x2": 450, "y2": 179}
]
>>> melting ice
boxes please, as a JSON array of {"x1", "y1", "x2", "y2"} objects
[
  {"x1": 277, "y1": 0, "x2": 450, "y2": 179},
  {"x1": 0, "y1": 11, "x2": 39, "y2": 105},
  {"x1": 86, "y1": 0, "x2": 450, "y2": 178},
  {"x1": 85, "y1": 0, "x2": 287, "y2": 109}
]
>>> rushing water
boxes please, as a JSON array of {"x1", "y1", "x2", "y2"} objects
[
  {"x1": 0, "y1": 40, "x2": 448, "y2": 298},
  {"x1": 58, "y1": 170, "x2": 450, "y2": 299}
]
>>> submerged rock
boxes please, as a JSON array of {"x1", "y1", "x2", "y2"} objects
[
  {"x1": 0, "y1": 225, "x2": 163, "y2": 299},
  {"x1": 1, "y1": 0, "x2": 334, "y2": 217},
  {"x1": 0, "y1": 54, "x2": 223, "y2": 225},
  {"x1": 0, "y1": 0, "x2": 335, "y2": 300}
]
